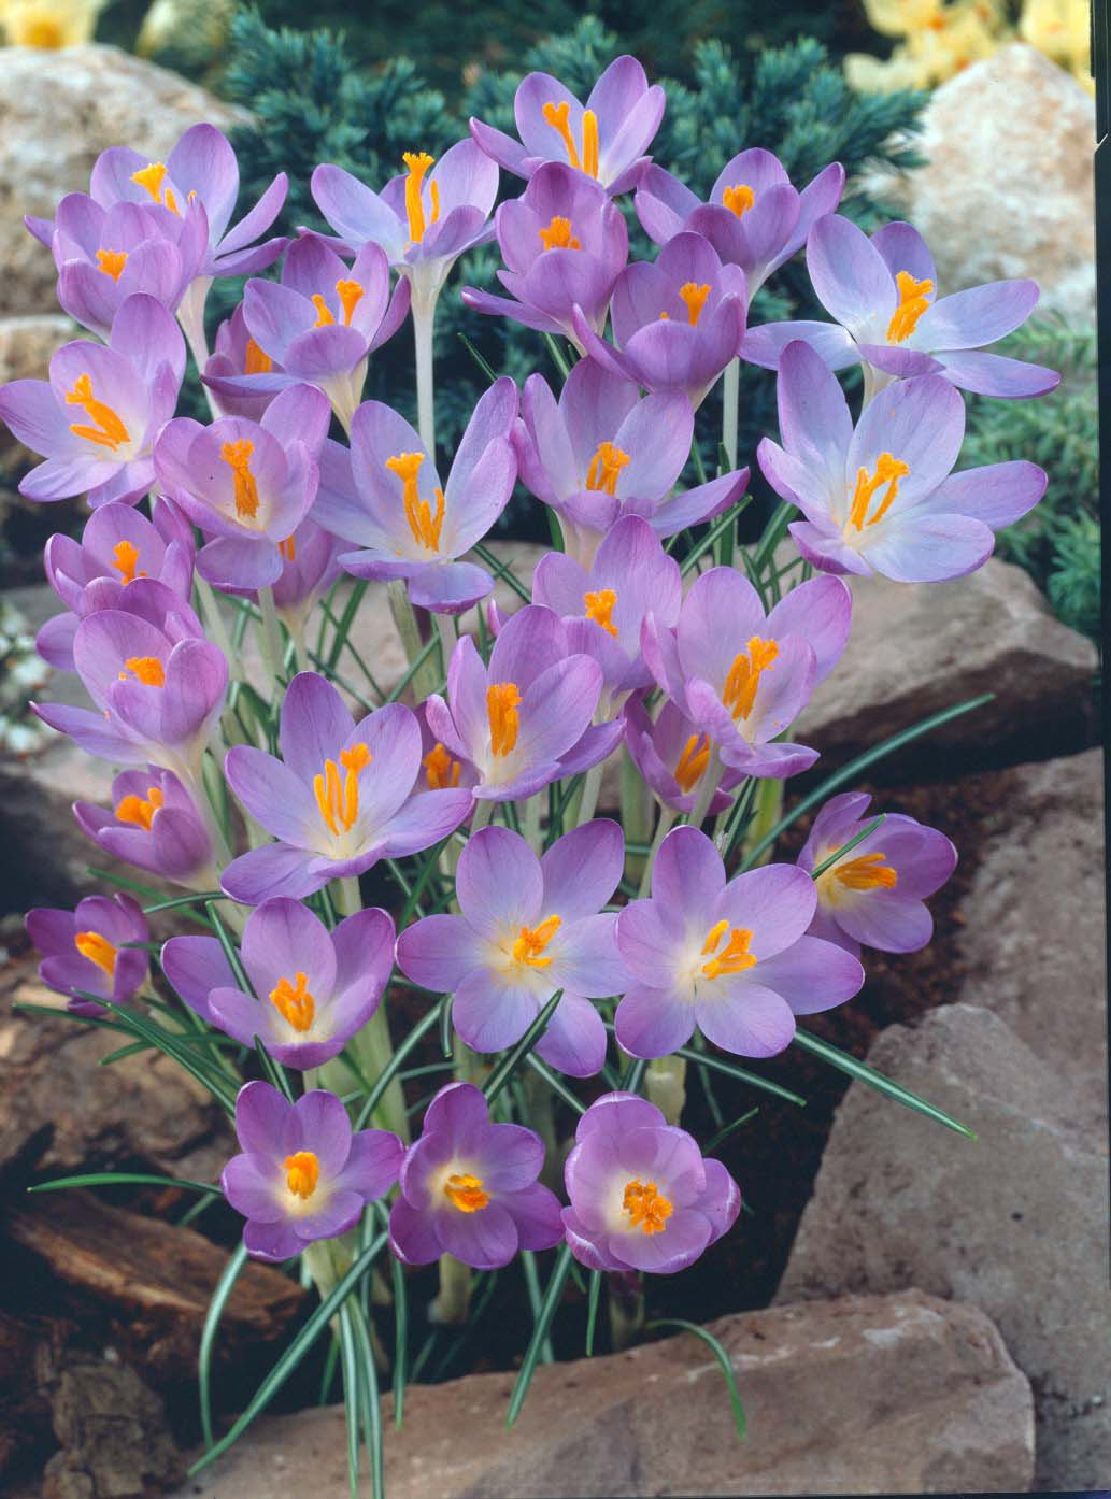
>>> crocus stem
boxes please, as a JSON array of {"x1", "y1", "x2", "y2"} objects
[
  {"x1": 257, "y1": 586, "x2": 285, "y2": 696},
  {"x1": 645, "y1": 1055, "x2": 687, "y2": 1126},
  {"x1": 193, "y1": 576, "x2": 241, "y2": 683},
  {"x1": 721, "y1": 356, "x2": 740, "y2": 472},
  {"x1": 687, "y1": 748, "x2": 723, "y2": 831},
  {"x1": 576, "y1": 761, "x2": 605, "y2": 827},
  {"x1": 742, "y1": 778, "x2": 784, "y2": 868},
  {"x1": 608, "y1": 1270, "x2": 644, "y2": 1352},
  {"x1": 430, "y1": 1253, "x2": 471, "y2": 1326},
  {"x1": 435, "y1": 611, "x2": 456, "y2": 682},
  {"x1": 412, "y1": 288, "x2": 439, "y2": 457},
  {"x1": 621, "y1": 747, "x2": 653, "y2": 887},
  {"x1": 637, "y1": 805, "x2": 677, "y2": 899},
  {"x1": 387, "y1": 580, "x2": 439, "y2": 702}
]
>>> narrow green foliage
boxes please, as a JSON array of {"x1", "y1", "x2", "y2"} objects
[
  {"x1": 585, "y1": 1270, "x2": 603, "y2": 1356},
  {"x1": 199, "y1": 1244, "x2": 249, "y2": 1450},
  {"x1": 29, "y1": 1172, "x2": 220, "y2": 1196},
  {"x1": 507, "y1": 1244, "x2": 574, "y2": 1426},
  {"x1": 809, "y1": 816, "x2": 886, "y2": 880},
  {"x1": 644, "y1": 1319, "x2": 746, "y2": 1438},
  {"x1": 483, "y1": 991, "x2": 563, "y2": 1104},
  {"x1": 793, "y1": 1029, "x2": 975, "y2": 1139}
]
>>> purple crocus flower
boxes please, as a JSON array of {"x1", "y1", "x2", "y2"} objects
[
  {"x1": 469, "y1": 57, "x2": 666, "y2": 195},
  {"x1": 562, "y1": 1093, "x2": 740, "y2": 1273},
  {"x1": 397, "y1": 821, "x2": 628, "y2": 1077},
  {"x1": 154, "y1": 383, "x2": 330, "y2": 591},
  {"x1": 462, "y1": 163, "x2": 628, "y2": 344},
  {"x1": 74, "y1": 766, "x2": 215, "y2": 887},
  {"x1": 531, "y1": 516, "x2": 681, "y2": 710},
  {"x1": 388, "y1": 1082, "x2": 562, "y2": 1269},
  {"x1": 573, "y1": 232, "x2": 747, "y2": 407},
  {"x1": 267, "y1": 517, "x2": 345, "y2": 637},
  {"x1": 743, "y1": 216, "x2": 1059, "y2": 399},
  {"x1": 0, "y1": 294, "x2": 185, "y2": 507},
  {"x1": 205, "y1": 304, "x2": 284, "y2": 421},
  {"x1": 636, "y1": 151, "x2": 844, "y2": 294},
  {"x1": 614, "y1": 826, "x2": 865, "y2": 1059},
  {"x1": 223, "y1": 1081, "x2": 403, "y2": 1262},
  {"x1": 514, "y1": 360, "x2": 748, "y2": 564},
  {"x1": 311, "y1": 378, "x2": 518, "y2": 613},
  {"x1": 26, "y1": 893, "x2": 149, "y2": 1017},
  {"x1": 161, "y1": 898, "x2": 394, "y2": 1070},
  {"x1": 798, "y1": 792, "x2": 957, "y2": 958},
  {"x1": 757, "y1": 342, "x2": 1048, "y2": 582},
  {"x1": 424, "y1": 604, "x2": 623, "y2": 803},
  {"x1": 643, "y1": 568, "x2": 852, "y2": 780},
  {"x1": 623, "y1": 696, "x2": 742, "y2": 818},
  {"x1": 221, "y1": 672, "x2": 473, "y2": 904}
]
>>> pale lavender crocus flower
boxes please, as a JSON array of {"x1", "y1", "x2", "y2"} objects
[
  {"x1": 469, "y1": 56, "x2": 666, "y2": 194},
  {"x1": 221, "y1": 672, "x2": 473, "y2": 904},
  {"x1": 311, "y1": 377, "x2": 517, "y2": 613},
  {"x1": 743, "y1": 216, "x2": 1060, "y2": 399},
  {"x1": 74, "y1": 766, "x2": 215, "y2": 888},
  {"x1": 623, "y1": 696, "x2": 742, "y2": 818},
  {"x1": 614, "y1": 826, "x2": 864, "y2": 1059},
  {"x1": 0, "y1": 294, "x2": 185, "y2": 507},
  {"x1": 643, "y1": 568, "x2": 852, "y2": 780},
  {"x1": 223, "y1": 1081, "x2": 403, "y2": 1261},
  {"x1": 798, "y1": 792, "x2": 957, "y2": 957},
  {"x1": 26, "y1": 893, "x2": 149, "y2": 1017},
  {"x1": 757, "y1": 342, "x2": 1048, "y2": 582},
  {"x1": 161, "y1": 897, "x2": 394, "y2": 1070},
  {"x1": 267, "y1": 517, "x2": 345, "y2": 638},
  {"x1": 388, "y1": 1082, "x2": 563, "y2": 1269},
  {"x1": 514, "y1": 359, "x2": 748, "y2": 564},
  {"x1": 205, "y1": 304, "x2": 285, "y2": 421},
  {"x1": 397, "y1": 821, "x2": 628, "y2": 1077},
  {"x1": 562, "y1": 1093, "x2": 740, "y2": 1273}
]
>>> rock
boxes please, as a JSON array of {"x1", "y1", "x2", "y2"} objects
[
  {"x1": 0, "y1": 44, "x2": 247, "y2": 317},
  {"x1": 908, "y1": 45, "x2": 1095, "y2": 325},
  {"x1": 180, "y1": 1289, "x2": 1033, "y2": 1497},
  {"x1": 41, "y1": 1357, "x2": 183, "y2": 1499},
  {"x1": 793, "y1": 557, "x2": 1097, "y2": 780},
  {"x1": 776, "y1": 1004, "x2": 1111, "y2": 1489}
]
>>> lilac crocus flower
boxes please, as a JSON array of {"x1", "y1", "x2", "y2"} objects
[
  {"x1": 636, "y1": 151, "x2": 844, "y2": 294},
  {"x1": 757, "y1": 342, "x2": 1048, "y2": 582},
  {"x1": 388, "y1": 1082, "x2": 562, "y2": 1269},
  {"x1": 311, "y1": 378, "x2": 518, "y2": 613},
  {"x1": 573, "y1": 232, "x2": 747, "y2": 406},
  {"x1": 743, "y1": 216, "x2": 1059, "y2": 399},
  {"x1": 614, "y1": 826, "x2": 865, "y2": 1059},
  {"x1": 26, "y1": 893, "x2": 149, "y2": 1017},
  {"x1": 267, "y1": 517, "x2": 344, "y2": 637},
  {"x1": 154, "y1": 383, "x2": 330, "y2": 591},
  {"x1": 74, "y1": 766, "x2": 215, "y2": 887},
  {"x1": 531, "y1": 516, "x2": 681, "y2": 709},
  {"x1": 205, "y1": 304, "x2": 284, "y2": 421},
  {"x1": 397, "y1": 821, "x2": 628, "y2": 1077},
  {"x1": 462, "y1": 163, "x2": 628, "y2": 344},
  {"x1": 562, "y1": 1093, "x2": 740, "y2": 1273},
  {"x1": 515, "y1": 360, "x2": 748, "y2": 563},
  {"x1": 223, "y1": 1082, "x2": 403, "y2": 1262},
  {"x1": 643, "y1": 568, "x2": 852, "y2": 780},
  {"x1": 0, "y1": 294, "x2": 185, "y2": 507},
  {"x1": 221, "y1": 672, "x2": 473, "y2": 904},
  {"x1": 424, "y1": 604, "x2": 622, "y2": 803},
  {"x1": 161, "y1": 898, "x2": 394, "y2": 1070},
  {"x1": 469, "y1": 57, "x2": 666, "y2": 195},
  {"x1": 798, "y1": 792, "x2": 957, "y2": 957},
  {"x1": 623, "y1": 696, "x2": 742, "y2": 818}
]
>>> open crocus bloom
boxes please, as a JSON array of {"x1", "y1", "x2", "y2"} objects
[
  {"x1": 424, "y1": 604, "x2": 622, "y2": 803},
  {"x1": 26, "y1": 893, "x2": 148, "y2": 1017},
  {"x1": 221, "y1": 672, "x2": 473, "y2": 903},
  {"x1": 623, "y1": 696, "x2": 743, "y2": 818},
  {"x1": 223, "y1": 1082, "x2": 403, "y2": 1261},
  {"x1": 562, "y1": 1093, "x2": 740, "y2": 1273},
  {"x1": 74, "y1": 766, "x2": 214, "y2": 888},
  {"x1": 312, "y1": 378, "x2": 518, "y2": 613},
  {"x1": 573, "y1": 231, "x2": 747, "y2": 407},
  {"x1": 462, "y1": 162, "x2": 628, "y2": 343},
  {"x1": 798, "y1": 791, "x2": 957, "y2": 957},
  {"x1": 643, "y1": 567, "x2": 852, "y2": 779},
  {"x1": 469, "y1": 56, "x2": 666, "y2": 195},
  {"x1": 614, "y1": 826, "x2": 865, "y2": 1059},
  {"x1": 514, "y1": 360, "x2": 747, "y2": 564},
  {"x1": 636, "y1": 150, "x2": 844, "y2": 294},
  {"x1": 161, "y1": 898, "x2": 395, "y2": 1070},
  {"x1": 205, "y1": 304, "x2": 285, "y2": 421},
  {"x1": 397, "y1": 821, "x2": 629, "y2": 1077},
  {"x1": 743, "y1": 216, "x2": 1060, "y2": 399},
  {"x1": 757, "y1": 342, "x2": 1048, "y2": 582},
  {"x1": 389, "y1": 1083, "x2": 563, "y2": 1270},
  {"x1": 0, "y1": 294, "x2": 184, "y2": 508},
  {"x1": 154, "y1": 383, "x2": 331, "y2": 592}
]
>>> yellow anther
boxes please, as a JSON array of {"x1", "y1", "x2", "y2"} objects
[
  {"x1": 279, "y1": 534, "x2": 297, "y2": 562},
  {"x1": 829, "y1": 850, "x2": 898, "y2": 892},
  {"x1": 847, "y1": 452, "x2": 910, "y2": 531},
  {"x1": 678, "y1": 281, "x2": 712, "y2": 326},
  {"x1": 131, "y1": 161, "x2": 169, "y2": 202},
  {"x1": 118, "y1": 655, "x2": 165, "y2": 687},
  {"x1": 66, "y1": 373, "x2": 131, "y2": 452},
  {"x1": 584, "y1": 441, "x2": 630, "y2": 496},
  {"x1": 313, "y1": 744, "x2": 372, "y2": 837},
  {"x1": 244, "y1": 337, "x2": 273, "y2": 374},
  {"x1": 385, "y1": 451, "x2": 445, "y2": 552},
  {"x1": 220, "y1": 439, "x2": 260, "y2": 521},
  {"x1": 112, "y1": 539, "x2": 142, "y2": 584},
  {"x1": 700, "y1": 921, "x2": 757, "y2": 980},
  {"x1": 336, "y1": 279, "x2": 365, "y2": 325},
  {"x1": 541, "y1": 101, "x2": 599, "y2": 177},
  {"x1": 674, "y1": 732, "x2": 711, "y2": 794},
  {"x1": 270, "y1": 971, "x2": 316, "y2": 1032},
  {"x1": 424, "y1": 741, "x2": 461, "y2": 789},
  {"x1": 486, "y1": 682, "x2": 522, "y2": 758},
  {"x1": 623, "y1": 1179, "x2": 673, "y2": 1235},
  {"x1": 511, "y1": 914, "x2": 562, "y2": 969},
  {"x1": 284, "y1": 1151, "x2": 319, "y2": 1200},
  {"x1": 886, "y1": 270, "x2": 934, "y2": 343},
  {"x1": 538, "y1": 214, "x2": 581, "y2": 251},
  {"x1": 722, "y1": 636, "x2": 779, "y2": 722},
  {"x1": 722, "y1": 183, "x2": 755, "y2": 218},
  {"x1": 583, "y1": 587, "x2": 618, "y2": 637},
  {"x1": 96, "y1": 248, "x2": 128, "y2": 282},
  {"x1": 74, "y1": 930, "x2": 117, "y2": 977},
  {"x1": 582, "y1": 109, "x2": 599, "y2": 178},
  {"x1": 402, "y1": 151, "x2": 436, "y2": 244},
  {"x1": 443, "y1": 1171, "x2": 489, "y2": 1213},
  {"x1": 115, "y1": 784, "x2": 163, "y2": 830},
  {"x1": 312, "y1": 294, "x2": 335, "y2": 327}
]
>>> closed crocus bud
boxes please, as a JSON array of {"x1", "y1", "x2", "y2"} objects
[{"x1": 74, "y1": 766, "x2": 215, "y2": 888}]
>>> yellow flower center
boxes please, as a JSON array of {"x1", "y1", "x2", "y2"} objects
[
  {"x1": 538, "y1": 215, "x2": 581, "y2": 251},
  {"x1": 385, "y1": 452, "x2": 445, "y2": 552},
  {"x1": 313, "y1": 742, "x2": 372, "y2": 837},
  {"x1": 424, "y1": 741, "x2": 461, "y2": 789},
  {"x1": 131, "y1": 161, "x2": 180, "y2": 215},
  {"x1": 541, "y1": 100, "x2": 599, "y2": 177},
  {"x1": 678, "y1": 281, "x2": 712, "y2": 326},
  {"x1": 65, "y1": 373, "x2": 131, "y2": 453},
  {"x1": 673, "y1": 732, "x2": 711, "y2": 794},
  {"x1": 825, "y1": 850, "x2": 898, "y2": 893},
  {"x1": 443, "y1": 1171, "x2": 489, "y2": 1213},
  {"x1": 312, "y1": 278, "x2": 366, "y2": 328},
  {"x1": 284, "y1": 1151, "x2": 319, "y2": 1200},
  {"x1": 112, "y1": 539, "x2": 143, "y2": 584},
  {"x1": 402, "y1": 151, "x2": 441, "y2": 244},
  {"x1": 486, "y1": 682, "x2": 522, "y2": 758},
  {"x1": 722, "y1": 636, "x2": 779, "y2": 722},
  {"x1": 220, "y1": 439, "x2": 261, "y2": 521},
  {"x1": 511, "y1": 914, "x2": 562, "y2": 969},
  {"x1": 623, "y1": 1179, "x2": 673, "y2": 1235},
  {"x1": 583, "y1": 587, "x2": 618, "y2": 637},
  {"x1": 700, "y1": 919, "x2": 757, "y2": 980},
  {"x1": 847, "y1": 453, "x2": 910, "y2": 532},
  {"x1": 722, "y1": 183, "x2": 755, "y2": 218},
  {"x1": 886, "y1": 270, "x2": 934, "y2": 343},
  {"x1": 269, "y1": 971, "x2": 316, "y2": 1032},
  {"x1": 584, "y1": 441, "x2": 630, "y2": 495},
  {"x1": 115, "y1": 784, "x2": 164, "y2": 830},
  {"x1": 118, "y1": 655, "x2": 165, "y2": 687},
  {"x1": 96, "y1": 248, "x2": 128, "y2": 282},
  {"x1": 74, "y1": 930, "x2": 117, "y2": 977}
]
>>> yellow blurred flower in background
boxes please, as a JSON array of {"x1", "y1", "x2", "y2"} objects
[
  {"x1": 0, "y1": 0, "x2": 102, "y2": 46},
  {"x1": 1020, "y1": 0, "x2": 1093, "y2": 92}
]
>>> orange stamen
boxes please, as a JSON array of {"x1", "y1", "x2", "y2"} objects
[
  {"x1": 112, "y1": 539, "x2": 143, "y2": 584},
  {"x1": 115, "y1": 784, "x2": 164, "y2": 830},
  {"x1": 678, "y1": 281, "x2": 712, "y2": 326},
  {"x1": 118, "y1": 656, "x2": 165, "y2": 687},
  {"x1": 96, "y1": 248, "x2": 128, "y2": 282},
  {"x1": 847, "y1": 453, "x2": 910, "y2": 531},
  {"x1": 584, "y1": 441, "x2": 630, "y2": 496},
  {"x1": 313, "y1": 742, "x2": 372, "y2": 837},
  {"x1": 385, "y1": 452, "x2": 445, "y2": 552},
  {"x1": 722, "y1": 637, "x2": 779, "y2": 722},
  {"x1": 886, "y1": 270, "x2": 934, "y2": 343},
  {"x1": 722, "y1": 183, "x2": 755, "y2": 218},
  {"x1": 700, "y1": 918, "x2": 757, "y2": 980},
  {"x1": 270, "y1": 971, "x2": 316, "y2": 1032},
  {"x1": 674, "y1": 732, "x2": 711, "y2": 794},
  {"x1": 486, "y1": 682, "x2": 522, "y2": 758},
  {"x1": 538, "y1": 214, "x2": 581, "y2": 251},
  {"x1": 74, "y1": 930, "x2": 117, "y2": 977},
  {"x1": 244, "y1": 337, "x2": 273, "y2": 375},
  {"x1": 220, "y1": 439, "x2": 260, "y2": 521},
  {"x1": 511, "y1": 914, "x2": 562, "y2": 969},
  {"x1": 66, "y1": 373, "x2": 131, "y2": 452},
  {"x1": 424, "y1": 742, "x2": 461, "y2": 789},
  {"x1": 443, "y1": 1171, "x2": 489, "y2": 1213},
  {"x1": 284, "y1": 1151, "x2": 319, "y2": 1200},
  {"x1": 830, "y1": 850, "x2": 898, "y2": 892},
  {"x1": 402, "y1": 151, "x2": 436, "y2": 243},
  {"x1": 623, "y1": 1179, "x2": 673, "y2": 1234}
]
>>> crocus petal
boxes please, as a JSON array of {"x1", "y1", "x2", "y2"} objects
[
  {"x1": 160, "y1": 934, "x2": 234, "y2": 1021},
  {"x1": 754, "y1": 935, "x2": 865, "y2": 1015},
  {"x1": 614, "y1": 983, "x2": 696, "y2": 1058},
  {"x1": 931, "y1": 350, "x2": 1060, "y2": 399},
  {"x1": 694, "y1": 983, "x2": 796, "y2": 1057}
]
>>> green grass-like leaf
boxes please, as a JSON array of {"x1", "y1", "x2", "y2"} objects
[
  {"x1": 29, "y1": 1171, "x2": 220, "y2": 1196},
  {"x1": 507, "y1": 1244, "x2": 573, "y2": 1426},
  {"x1": 199, "y1": 1243, "x2": 249, "y2": 1450},
  {"x1": 644, "y1": 1318, "x2": 746, "y2": 1439},
  {"x1": 793, "y1": 1029, "x2": 975, "y2": 1139}
]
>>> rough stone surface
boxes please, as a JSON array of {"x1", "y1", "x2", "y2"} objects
[
  {"x1": 793, "y1": 557, "x2": 1098, "y2": 779},
  {"x1": 909, "y1": 45, "x2": 1095, "y2": 324},
  {"x1": 0, "y1": 44, "x2": 246, "y2": 316},
  {"x1": 179, "y1": 1290, "x2": 1033, "y2": 1498},
  {"x1": 776, "y1": 1004, "x2": 1111, "y2": 1490},
  {"x1": 40, "y1": 1357, "x2": 183, "y2": 1499}
]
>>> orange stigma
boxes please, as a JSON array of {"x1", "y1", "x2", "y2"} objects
[
  {"x1": 385, "y1": 452, "x2": 445, "y2": 552},
  {"x1": 313, "y1": 279, "x2": 365, "y2": 327},
  {"x1": 722, "y1": 183, "x2": 755, "y2": 218},
  {"x1": 270, "y1": 971, "x2": 316, "y2": 1032},
  {"x1": 284, "y1": 1151, "x2": 319, "y2": 1200},
  {"x1": 511, "y1": 914, "x2": 562, "y2": 969},
  {"x1": 130, "y1": 161, "x2": 180, "y2": 214},
  {"x1": 848, "y1": 453, "x2": 910, "y2": 531},
  {"x1": 827, "y1": 850, "x2": 898, "y2": 893},
  {"x1": 541, "y1": 100, "x2": 599, "y2": 177},
  {"x1": 678, "y1": 281, "x2": 711, "y2": 326},
  {"x1": 583, "y1": 587, "x2": 618, "y2": 637},
  {"x1": 96, "y1": 248, "x2": 128, "y2": 282},
  {"x1": 115, "y1": 784, "x2": 164, "y2": 830},
  {"x1": 538, "y1": 215, "x2": 581, "y2": 251},
  {"x1": 402, "y1": 152, "x2": 440, "y2": 244},
  {"x1": 313, "y1": 742, "x2": 372, "y2": 838},
  {"x1": 443, "y1": 1171, "x2": 489, "y2": 1213},
  {"x1": 584, "y1": 441, "x2": 630, "y2": 496},
  {"x1": 486, "y1": 682, "x2": 522, "y2": 758},
  {"x1": 220, "y1": 439, "x2": 260, "y2": 521},
  {"x1": 700, "y1": 919, "x2": 757, "y2": 980},
  {"x1": 424, "y1": 741, "x2": 461, "y2": 789},
  {"x1": 623, "y1": 1179, "x2": 673, "y2": 1235},
  {"x1": 674, "y1": 732, "x2": 711, "y2": 794},
  {"x1": 112, "y1": 539, "x2": 143, "y2": 584},
  {"x1": 722, "y1": 637, "x2": 779, "y2": 722},
  {"x1": 886, "y1": 270, "x2": 934, "y2": 343},
  {"x1": 74, "y1": 930, "x2": 117, "y2": 977},
  {"x1": 118, "y1": 655, "x2": 165, "y2": 687},
  {"x1": 66, "y1": 373, "x2": 131, "y2": 453},
  {"x1": 244, "y1": 337, "x2": 273, "y2": 374}
]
